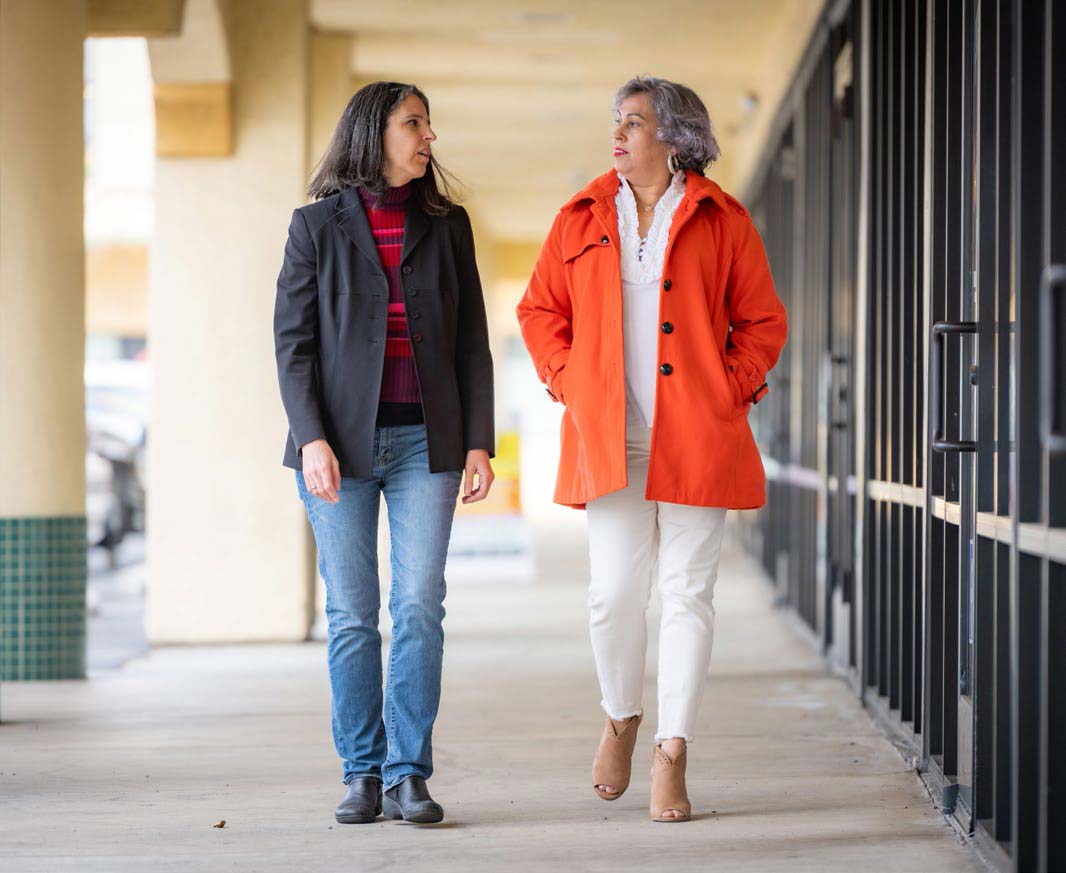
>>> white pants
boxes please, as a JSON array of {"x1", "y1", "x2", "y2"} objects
[{"x1": 586, "y1": 423, "x2": 727, "y2": 742}]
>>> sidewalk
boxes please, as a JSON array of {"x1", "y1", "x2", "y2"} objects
[{"x1": 0, "y1": 523, "x2": 979, "y2": 872}]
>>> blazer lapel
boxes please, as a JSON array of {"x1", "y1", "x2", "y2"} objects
[
  {"x1": 400, "y1": 197, "x2": 431, "y2": 266},
  {"x1": 334, "y1": 187, "x2": 385, "y2": 275}
]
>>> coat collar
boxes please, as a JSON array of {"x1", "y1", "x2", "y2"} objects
[
  {"x1": 563, "y1": 168, "x2": 729, "y2": 213},
  {"x1": 400, "y1": 195, "x2": 431, "y2": 265},
  {"x1": 334, "y1": 186, "x2": 432, "y2": 272},
  {"x1": 334, "y1": 187, "x2": 383, "y2": 273}
]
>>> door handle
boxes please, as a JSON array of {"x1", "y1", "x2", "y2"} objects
[
  {"x1": 829, "y1": 352, "x2": 849, "y2": 431},
  {"x1": 1041, "y1": 264, "x2": 1066, "y2": 456},
  {"x1": 931, "y1": 320, "x2": 977, "y2": 453}
]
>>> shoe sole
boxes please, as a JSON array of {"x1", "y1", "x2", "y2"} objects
[
  {"x1": 382, "y1": 795, "x2": 444, "y2": 824},
  {"x1": 335, "y1": 805, "x2": 381, "y2": 824}
]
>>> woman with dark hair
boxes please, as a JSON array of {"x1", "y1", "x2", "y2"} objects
[
  {"x1": 274, "y1": 81, "x2": 495, "y2": 825},
  {"x1": 517, "y1": 76, "x2": 787, "y2": 822}
]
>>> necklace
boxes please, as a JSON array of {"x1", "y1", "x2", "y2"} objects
[{"x1": 634, "y1": 187, "x2": 667, "y2": 213}]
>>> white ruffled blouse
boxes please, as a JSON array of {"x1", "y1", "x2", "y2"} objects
[{"x1": 615, "y1": 171, "x2": 686, "y2": 429}]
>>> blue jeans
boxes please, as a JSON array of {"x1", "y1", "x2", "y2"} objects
[{"x1": 296, "y1": 424, "x2": 462, "y2": 789}]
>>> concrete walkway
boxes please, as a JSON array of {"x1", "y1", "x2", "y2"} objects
[{"x1": 1, "y1": 523, "x2": 979, "y2": 872}]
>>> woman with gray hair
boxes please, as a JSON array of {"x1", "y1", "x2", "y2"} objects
[{"x1": 517, "y1": 76, "x2": 787, "y2": 822}]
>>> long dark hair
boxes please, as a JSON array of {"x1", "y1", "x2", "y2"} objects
[{"x1": 307, "y1": 81, "x2": 460, "y2": 215}]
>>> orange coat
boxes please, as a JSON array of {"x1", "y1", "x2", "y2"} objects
[{"x1": 516, "y1": 169, "x2": 787, "y2": 510}]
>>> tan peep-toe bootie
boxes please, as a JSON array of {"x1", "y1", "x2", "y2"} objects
[
  {"x1": 650, "y1": 742, "x2": 691, "y2": 822},
  {"x1": 592, "y1": 712, "x2": 643, "y2": 800}
]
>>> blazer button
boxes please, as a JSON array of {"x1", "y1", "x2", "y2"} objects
[
  {"x1": 410, "y1": 311, "x2": 421, "y2": 319},
  {"x1": 663, "y1": 279, "x2": 672, "y2": 291},
  {"x1": 402, "y1": 264, "x2": 413, "y2": 275},
  {"x1": 661, "y1": 321, "x2": 674, "y2": 334},
  {"x1": 412, "y1": 333, "x2": 424, "y2": 343},
  {"x1": 601, "y1": 235, "x2": 609, "y2": 244},
  {"x1": 660, "y1": 363, "x2": 673, "y2": 375},
  {"x1": 407, "y1": 288, "x2": 418, "y2": 297}
]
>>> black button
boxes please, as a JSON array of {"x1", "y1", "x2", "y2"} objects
[
  {"x1": 663, "y1": 279, "x2": 672, "y2": 291},
  {"x1": 661, "y1": 322, "x2": 674, "y2": 334},
  {"x1": 600, "y1": 235, "x2": 609, "y2": 244},
  {"x1": 402, "y1": 264, "x2": 413, "y2": 275},
  {"x1": 412, "y1": 333, "x2": 423, "y2": 343},
  {"x1": 410, "y1": 311, "x2": 421, "y2": 319},
  {"x1": 660, "y1": 363, "x2": 673, "y2": 375},
  {"x1": 407, "y1": 288, "x2": 419, "y2": 297}
]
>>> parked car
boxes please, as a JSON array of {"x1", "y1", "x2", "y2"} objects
[
  {"x1": 85, "y1": 358, "x2": 150, "y2": 551},
  {"x1": 86, "y1": 448, "x2": 122, "y2": 549}
]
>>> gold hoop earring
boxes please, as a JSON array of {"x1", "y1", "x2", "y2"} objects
[{"x1": 667, "y1": 153, "x2": 680, "y2": 175}]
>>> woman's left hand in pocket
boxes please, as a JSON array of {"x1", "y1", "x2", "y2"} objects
[{"x1": 461, "y1": 450, "x2": 494, "y2": 504}]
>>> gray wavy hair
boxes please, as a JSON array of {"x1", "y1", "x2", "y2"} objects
[{"x1": 614, "y1": 75, "x2": 721, "y2": 173}]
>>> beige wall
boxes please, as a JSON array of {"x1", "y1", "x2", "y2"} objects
[
  {"x1": 86, "y1": 244, "x2": 149, "y2": 336},
  {"x1": 89, "y1": 0, "x2": 184, "y2": 37},
  {"x1": 146, "y1": 0, "x2": 314, "y2": 642},
  {"x1": 0, "y1": 0, "x2": 87, "y2": 517},
  {"x1": 308, "y1": 30, "x2": 354, "y2": 177},
  {"x1": 731, "y1": 0, "x2": 825, "y2": 197}
]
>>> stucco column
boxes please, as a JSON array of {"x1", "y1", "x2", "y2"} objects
[
  {"x1": 309, "y1": 30, "x2": 356, "y2": 175},
  {"x1": 0, "y1": 0, "x2": 89, "y2": 679},
  {"x1": 146, "y1": 0, "x2": 314, "y2": 642}
]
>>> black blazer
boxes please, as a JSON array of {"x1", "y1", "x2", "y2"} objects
[{"x1": 274, "y1": 187, "x2": 495, "y2": 477}]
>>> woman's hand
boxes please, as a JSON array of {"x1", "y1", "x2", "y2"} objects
[
  {"x1": 461, "y1": 450, "x2": 494, "y2": 504},
  {"x1": 302, "y1": 439, "x2": 341, "y2": 503}
]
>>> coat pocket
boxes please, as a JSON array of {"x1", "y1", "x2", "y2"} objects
[{"x1": 705, "y1": 343, "x2": 749, "y2": 420}]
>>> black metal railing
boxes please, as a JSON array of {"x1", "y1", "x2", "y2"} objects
[{"x1": 740, "y1": 1, "x2": 1065, "y2": 870}]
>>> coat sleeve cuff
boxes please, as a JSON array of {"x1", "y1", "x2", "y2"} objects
[
  {"x1": 292, "y1": 424, "x2": 326, "y2": 456},
  {"x1": 726, "y1": 355, "x2": 770, "y2": 404},
  {"x1": 541, "y1": 348, "x2": 571, "y2": 402},
  {"x1": 463, "y1": 426, "x2": 497, "y2": 458}
]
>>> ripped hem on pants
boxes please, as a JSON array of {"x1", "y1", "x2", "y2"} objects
[{"x1": 653, "y1": 732, "x2": 695, "y2": 743}]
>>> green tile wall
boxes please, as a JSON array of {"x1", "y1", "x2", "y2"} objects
[{"x1": 0, "y1": 516, "x2": 87, "y2": 680}]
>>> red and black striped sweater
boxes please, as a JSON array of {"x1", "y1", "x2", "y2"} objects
[{"x1": 358, "y1": 184, "x2": 424, "y2": 426}]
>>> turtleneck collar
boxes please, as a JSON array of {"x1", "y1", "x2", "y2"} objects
[{"x1": 358, "y1": 182, "x2": 412, "y2": 207}]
